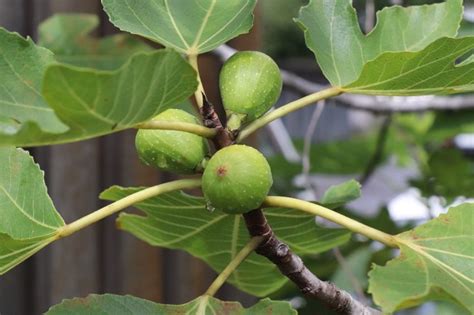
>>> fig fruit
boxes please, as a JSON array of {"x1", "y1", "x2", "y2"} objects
[
  {"x1": 135, "y1": 109, "x2": 208, "y2": 174},
  {"x1": 202, "y1": 145, "x2": 273, "y2": 214},
  {"x1": 219, "y1": 51, "x2": 282, "y2": 130}
]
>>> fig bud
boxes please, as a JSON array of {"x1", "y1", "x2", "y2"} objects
[
  {"x1": 202, "y1": 145, "x2": 273, "y2": 214},
  {"x1": 135, "y1": 109, "x2": 208, "y2": 174},
  {"x1": 219, "y1": 51, "x2": 282, "y2": 130}
]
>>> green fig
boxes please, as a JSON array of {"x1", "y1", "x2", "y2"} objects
[
  {"x1": 219, "y1": 51, "x2": 282, "y2": 130},
  {"x1": 202, "y1": 145, "x2": 273, "y2": 214},
  {"x1": 135, "y1": 109, "x2": 208, "y2": 174}
]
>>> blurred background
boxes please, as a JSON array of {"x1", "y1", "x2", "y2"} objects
[{"x1": 0, "y1": 0, "x2": 473, "y2": 314}]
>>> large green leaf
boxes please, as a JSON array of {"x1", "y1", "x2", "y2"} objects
[
  {"x1": 0, "y1": 28, "x2": 67, "y2": 135},
  {"x1": 0, "y1": 147, "x2": 64, "y2": 275},
  {"x1": 0, "y1": 50, "x2": 197, "y2": 147},
  {"x1": 369, "y1": 203, "x2": 474, "y2": 313},
  {"x1": 343, "y1": 37, "x2": 474, "y2": 95},
  {"x1": 101, "y1": 187, "x2": 350, "y2": 296},
  {"x1": 46, "y1": 294, "x2": 297, "y2": 315},
  {"x1": 296, "y1": 0, "x2": 474, "y2": 95},
  {"x1": 102, "y1": 0, "x2": 257, "y2": 55},
  {"x1": 38, "y1": 14, "x2": 152, "y2": 70}
]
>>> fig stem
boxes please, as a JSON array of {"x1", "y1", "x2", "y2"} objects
[
  {"x1": 188, "y1": 54, "x2": 205, "y2": 108},
  {"x1": 237, "y1": 87, "x2": 342, "y2": 141},
  {"x1": 56, "y1": 179, "x2": 202, "y2": 239},
  {"x1": 205, "y1": 236, "x2": 264, "y2": 297},
  {"x1": 263, "y1": 196, "x2": 398, "y2": 248},
  {"x1": 136, "y1": 120, "x2": 217, "y2": 138}
]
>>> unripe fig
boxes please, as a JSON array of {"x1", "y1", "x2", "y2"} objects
[
  {"x1": 135, "y1": 109, "x2": 208, "y2": 174},
  {"x1": 202, "y1": 145, "x2": 273, "y2": 214},
  {"x1": 219, "y1": 51, "x2": 282, "y2": 130}
]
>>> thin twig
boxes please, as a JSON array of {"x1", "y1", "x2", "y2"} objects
[
  {"x1": 364, "y1": 0, "x2": 375, "y2": 33},
  {"x1": 359, "y1": 116, "x2": 392, "y2": 185},
  {"x1": 302, "y1": 100, "x2": 326, "y2": 197}
]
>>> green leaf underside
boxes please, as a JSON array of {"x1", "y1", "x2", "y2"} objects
[
  {"x1": 344, "y1": 37, "x2": 474, "y2": 95},
  {"x1": 0, "y1": 147, "x2": 64, "y2": 275},
  {"x1": 100, "y1": 187, "x2": 351, "y2": 296},
  {"x1": 0, "y1": 50, "x2": 197, "y2": 147},
  {"x1": 0, "y1": 28, "x2": 67, "y2": 134},
  {"x1": 38, "y1": 14, "x2": 152, "y2": 70},
  {"x1": 297, "y1": 0, "x2": 474, "y2": 95},
  {"x1": 369, "y1": 203, "x2": 474, "y2": 313},
  {"x1": 320, "y1": 179, "x2": 361, "y2": 208},
  {"x1": 102, "y1": 0, "x2": 257, "y2": 55},
  {"x1": 46, "y1": 294, "x2": 297, "y2": 315}
]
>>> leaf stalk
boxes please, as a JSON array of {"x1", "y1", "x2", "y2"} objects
[
  {"x1": 205, "y1": 236, "x2": 264, "y2": 297},
  {"x1": 189, "y1": 54, "x2": 205, "y2": 108},
  {"x1": 237, "y1": 87, "x2": 342, "y2": 141},
  {"x1": 56, "y1": 179, "x2": 202, "y2": 239},
  {"x1": 263, "y1": 196, "x2": 398, "y2": 248}
]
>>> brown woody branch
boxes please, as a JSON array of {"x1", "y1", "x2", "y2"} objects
[
  {"x1": 202, "y1": 100, "x2": 380, "y2": 315},
  {"x1": 243, "y1": 209, "x2": 381, "y2": 315},
  {"x1": 200, "y1": 94, "x2": 235, "y2": 149}
]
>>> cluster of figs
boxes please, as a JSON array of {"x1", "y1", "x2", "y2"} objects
[{"x1": 135, "y1": 51, "x2": 282, "y2": 214}]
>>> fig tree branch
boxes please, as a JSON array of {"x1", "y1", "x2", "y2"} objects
[
  {"x1": 56, "y1": 179, "x2": 202, "y2": 239},
  {"x1": 205, "y1": 236, "x2": 263, "y2": 297},
  {"x1": 214, "y1": 45, "x2": 474, "y2": 113},
  {"x1": 202, "y1": 100, "x2": 380, "y2": 315},
  {"x1": 136, "y1": 120, "x2": 217, "y2": 138},
  {"x1": 243, "y1": 209, "x2": 382, "y2": 315}
]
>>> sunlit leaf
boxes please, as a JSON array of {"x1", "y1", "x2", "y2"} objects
[
  {"x1": 46, "y1": 294, "x2": 297, "y2": 315},
  {"x1": 102, "y1": 0, "x2": 257, "y2": 55},
  {"x1": 0, "y1": 147, "x2": 64, "y2": 275},
  {"x1": 101, "y1": 187, "x2": 350, "y2": 296},
  {"x1": 38, "y1": 13, "x2": 151, "y2": 70},
  {"x1": 343, "y1": 37, "x2": 474, "y2": 95},
  {"x1": 0, "y1": 50, "x2": 197, "y2": 147},
  {"x1": 296, "y1": 0, "x2": 473, "y2": 95},
  {"x1": 369, "y1": 203, "x2": 474, "y2": 313}
]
